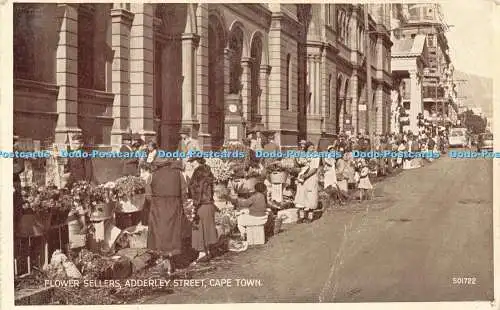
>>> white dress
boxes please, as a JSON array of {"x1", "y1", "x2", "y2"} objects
[
  {"x1": 323, "y1": 157, "x2": 337, "y2": 189},
  {"x1": 358, "y1": 167, "x2": 373, "y2": 190}
]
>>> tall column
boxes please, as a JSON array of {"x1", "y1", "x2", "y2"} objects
[
  {"x1": 375, "y1": 84, "x2": 384, "y2": 134},
  {"x1": 223, "y1": 48, "x2": 232, "y2": 96},
  {"x1": 260, "y1": 65, "x2": 271, "y2": 128},
  {"x1": 181, "y1": 33, "x2": 200, "y2": 128},
  {"x1": 409, "y1": 70, "x2": 421, "y2": 134},
  {"x1": 338, "y1": 96, "x2": 345, "y2": 132},
  {"x1": 129, "y1": 3, "x2": 155, "y2": 141},
  {"x1": 350, "y1": 70, "x2": 359, "y2": 134},
  {"x1": 240, "y1": 57, "x2": 253, "y2": 122},
  {"x1": 55, "y1": 4, "x2": 80, "y2": 144},
  {"x1": 307, "y1": 55, "x2": 314, "y2": 114},
  {"x1": 110, "y1": 5, "x2": 134, "y2": 150},
  {"x1": 315, "y1": 55, "x2": 321, "y2": 116},
  {"x1": 195, "y1": 4, "x2": 210, "y2": 149}
]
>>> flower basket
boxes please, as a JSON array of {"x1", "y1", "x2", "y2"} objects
[
  {"x1": 273, "y1": 216, "x2": 284, "y2": 235},
  {"x1": 269, "y1": 171, "x2": 288, "y2": 184},
  {"x1": 89, "y1": 202, "x2": 115, "y2": 221},
  {"x1": 116, "y1": 194, "x2": 146, "y2": 213},
  {"x1": 15, "y1": 212, "x2": 52, "y2": 237}
]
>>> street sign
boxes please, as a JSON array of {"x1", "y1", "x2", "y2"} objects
[{"x1": 359, "y1": 104, "x2": 367, "y2": 111}]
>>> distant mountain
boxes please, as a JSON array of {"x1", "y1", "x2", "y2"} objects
[{"x1": 454, "y1": 70, "x2": 493, "y2": 119}]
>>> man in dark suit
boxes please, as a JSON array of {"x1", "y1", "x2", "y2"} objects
[
  {"x1": 63, "y1": 134, "x2": 94, "y2": 187},
  {"x1": 263, "y1": 131, "x2": 279, "y2": 152},
  {"x1": 120, "y1": 133, "x2": 140, "y2": 176}
]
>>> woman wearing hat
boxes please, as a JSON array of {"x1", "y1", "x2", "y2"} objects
[
  {"x1": 188, "y1": 157, "x2": 218, "y2": 263},
  {"x1": 147, "y1": 157, "x2": 186, "y2": 275},
  {"x1": 294, "y1": 141, "x2": 320, "y2": 222}
]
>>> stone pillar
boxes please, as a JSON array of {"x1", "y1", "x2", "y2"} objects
[
  {"x1": 55, "y1": 4, "x2": 81, "y2": 144},
  {"x1": 306, "y1": 53, "x2": 322, "y2": 144},
  {"x1": 409, "y1": 70, "x2": 421, "y2": 134},
  {"x1": 110, "y1": 6, "x2": 134, "y2": 150},
  {"x1": 195, "y1": 4, "x2": 210, "y2": 149},
  {"x1": 260, "y1": 65, "x2": 271, "y2": 128},
  {"x1": 223, "y1": 48, "x2": 232, "y2": 96},
  {"x1": 375, "y1": 84, "x2": 384, "y2": 134},
  {"x1": 338, "y1": 96, "x2": 345, "y2": 132},
  {"x1": 129, "y1": 3, "x2": 155, "y2": 141},
  {"x1": 181, "y1": 33, "x2": 200, "y2": 129},
  {"x1": 240, "y1": 56, "x2": 253, "y2": 123},
  {"x1": 350, "y1": 70, "x2": 359, "y2": 134}
]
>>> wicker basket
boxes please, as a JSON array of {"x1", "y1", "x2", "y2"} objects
[
  {"x1": 90, "y1": 202, "x2": 115, "y2": 221},
  {"x1": 273, "y1": 217, "x2": 284, "y2": 235},
  {"x1": 116, "y1": 194, "x2": 146, "y2": 213}
]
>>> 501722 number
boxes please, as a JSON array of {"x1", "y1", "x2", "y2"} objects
[{"x1": 452, "y1": 277, "x2": 477, "y2": 285}]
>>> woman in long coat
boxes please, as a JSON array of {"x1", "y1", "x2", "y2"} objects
[
  {"x1": 294, "y1": 142, "x2": 320, "y2": 222},
  {"x1": 148, "y1": 158, "x2": 186, "y2": 275},
  {"x1": 188, "y1": 158, "x2": 218, "y2": 262}
]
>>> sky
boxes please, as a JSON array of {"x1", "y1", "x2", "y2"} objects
[{"x1": 440, "y1": 0, "x2": 495, "y2": 78}]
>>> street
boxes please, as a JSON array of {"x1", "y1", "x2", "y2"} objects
[{"x1": 144, "y1": 155, "x2": 493, "y2": 303}]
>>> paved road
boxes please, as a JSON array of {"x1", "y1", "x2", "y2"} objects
[{"x1": 146, "y1": 155, "x2": 494, "y2": 303}]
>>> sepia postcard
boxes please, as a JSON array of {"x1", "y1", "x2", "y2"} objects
[{"x1": 1, "y1": 0, "x2": 499, "y2": 309}]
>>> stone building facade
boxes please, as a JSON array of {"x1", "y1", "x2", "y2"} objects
[
  {"x1": 389, "y1": 3, "x2": 456, "y2": 133},
  {"x1": 14, "y1": 3, "x2": 394, "y2": 150}
]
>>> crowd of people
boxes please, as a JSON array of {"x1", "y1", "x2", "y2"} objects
[{"x1": 13, "y1": 124, "x2": 452, "y2": 276}]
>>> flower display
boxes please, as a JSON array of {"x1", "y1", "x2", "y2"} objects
[
  {"x1": 114, "y1": 176, "x2": 146, "y2": 200},
  {"x1": 205, "y1": 158, "x2": 232, "y2": 184},
  {"x1": 21, "y1": 185, "x2": 70, "y2": 214}
]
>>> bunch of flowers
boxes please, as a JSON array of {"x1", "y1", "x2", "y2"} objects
[
  {"x1": 280, "y1": 158, "x2": 296, "y2": 171},
  {"x1": 265, "y1": 158, "x2": 296, "y2": 173},
  {"x1": 222, "y1": 141, "x2": 248, "y2": 154},
  {"x1": 21, "y1": 185, "x2": 69, "y2": 214},
  {"x1": 205, "y1": 158, "x2": 232, "y2": 184},
  {"x1": 113, "y1": 176, "x2": 146, "y2": 201}
]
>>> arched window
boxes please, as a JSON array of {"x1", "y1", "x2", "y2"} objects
[{"x1": 285, "y1": 54, "x2": 291, "y2": 110}]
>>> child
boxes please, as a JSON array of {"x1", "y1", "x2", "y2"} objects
[
  {"x1": 358, "y1": 160, "x2": 373, "y2": 201},
  {"x1": 230, "y1": 182, "x2": 269, "y2": 241}
]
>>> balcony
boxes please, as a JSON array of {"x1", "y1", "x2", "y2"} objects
[{"x1": 422, "y1": 86, "x2": 444, "y2": 99}]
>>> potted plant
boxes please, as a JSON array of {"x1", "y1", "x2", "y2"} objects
[
  {"x1": 17, "y1": 186, "x2": 57, "y2": 237},
  {"x1": 68, "y1": 181, "x2": 114, "y2": 222},
  {"x1": 113, "y1": 176, "x2": 146, "y2": 213}
]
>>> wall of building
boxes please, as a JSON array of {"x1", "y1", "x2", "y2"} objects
[{"x1": 14, "y1": 3, "x2": 395, "y2": 150}]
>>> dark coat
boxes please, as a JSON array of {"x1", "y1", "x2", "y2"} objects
[
  {"x1": 147, "y1": 160, "x2": 184, "y2": 255},
  {"x1": 64, "y1": 153, "x2": 94, "y2": 186},
  {"x1": 188, "y1": 164, "x2": 218, "y2": 251},
  {"x1": 120, "y1": 144, "x2": 139, "y2": 176}
]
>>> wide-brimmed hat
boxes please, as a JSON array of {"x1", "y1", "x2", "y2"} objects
[
  {"x1": 327, "y1": 145, "x2": 336, "y2": 152},
  {"x1": 151, "y1": 157, "x2": 175, "y2": 171},
  {"x1": 188, "y1": 157, "x2": 205, "y2": 164},
  {"x1": 72, "y1": 134, "x2": 84, "y2": 142},
  {"x1": 122, "y1": 133, "x2": 132, "y2": 141}
]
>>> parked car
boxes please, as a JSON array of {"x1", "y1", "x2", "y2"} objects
[
  {"x1": 477, "y1": 133, "x2": 493, "y2": 152},
  {"x1": 448, "y1": 128, "x2": 468, "y2": 148}
]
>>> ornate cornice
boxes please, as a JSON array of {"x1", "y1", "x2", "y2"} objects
[
  {"x1": 110, "y1": 8, "x2": 134, "y2": 26},
  {"x1": 14, "y1": 79, "x2": 59, "y2": 96},
  {"x1": 78, "y1": 88, "x2": 114, "y2": 105}
]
